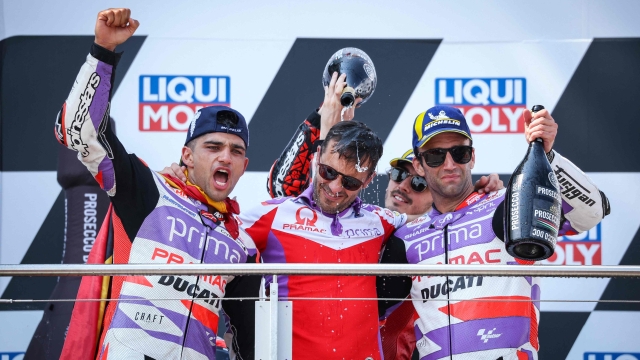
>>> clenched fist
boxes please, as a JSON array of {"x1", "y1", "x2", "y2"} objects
[
  {"x1": 522, "y1": 107, "x2": 558, "y2": 154},
  {"x1": 94, "y1": 8, "x2": 139, "y2": 51}
]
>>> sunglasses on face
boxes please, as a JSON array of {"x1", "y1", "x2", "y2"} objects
[
  {"x1": 418, "y1": 145, "x2": 473, "y2": 168},
  {"x1": 387, "y1": 167, "x2": 428, "y2": 192},
  {"x1": 317, "y1": 163, "x2": 366, "y2": 191}
]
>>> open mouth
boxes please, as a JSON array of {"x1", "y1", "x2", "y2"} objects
[
  {"x1": 391, "y1": 190, "x2": 411, "y2": 205},
  {"x1": 321, "y1": 184, "x2": 343, "y2": 201},
  {"x1": 394, "y1": 195, "x2": 407, "y2": 203},
  {"x1": 214, "y1": 169, "x2": 229, "y2": 187}
]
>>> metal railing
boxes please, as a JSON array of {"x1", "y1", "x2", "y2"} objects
[
  {"x1": 1, "y1": 263, "x2": 640, "y2": 278},
  {"x1": 2, "y1": 263, "x2": 639, "y2": 359}
]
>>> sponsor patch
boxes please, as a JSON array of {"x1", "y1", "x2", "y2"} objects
[
  {"x1": 68, "y1": 72, "x2": 101, "y2": 156},
  {"x1": 139, "y1": 75, "x2": 230, "y2": 131},
  {"x1": 436, "y1": 78, "x2": 526, "y2": 133}
]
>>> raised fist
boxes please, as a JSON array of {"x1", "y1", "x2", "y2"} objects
[
  {"x1": 94, "y1": 8, "x2": 139, "y2": 51},
  {"x1": 523, "y1": 108, "x2": 558, "y2": 154}
]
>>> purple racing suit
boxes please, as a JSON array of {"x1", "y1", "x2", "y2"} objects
[
  {"x1": 377, "y1": 150, "x2": 610, "y2": 360},
  {"x1": 54, "y1": 43, "x2": 260, "y2": 360}
]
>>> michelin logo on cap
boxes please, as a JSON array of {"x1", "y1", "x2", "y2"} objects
[{"x1": 423, "y1": 110, "x2": 461, "y2": 132}]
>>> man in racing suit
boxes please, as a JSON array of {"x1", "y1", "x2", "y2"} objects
[
  {"x1": 377, "y1": 105, "x2": 610, "y2": 359},
  {"x1": 56, "y1": 9, "x2": 259, "y2": 359},
  {"x1": 241, "y1": 120, "x2": 410, "y2": 359}
]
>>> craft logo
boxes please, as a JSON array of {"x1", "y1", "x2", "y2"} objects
[
  {"x1": 139, "y1": 75, "x2": 230, "y2": 131},
  {"x1": 584, "y1": 353, "x2": 640, "y2": 360},
  {"x1": 542, "y1": 223, "x2": 602, "y2": 265},
  {"x1": 435, "y1": 78, "x2": 526, "y2": 133}
]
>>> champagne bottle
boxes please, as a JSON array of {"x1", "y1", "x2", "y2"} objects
[
  {"x1": 504, "y1": 105, "x2": 562, "y2": 261},
  {"x1": 322, "y1": 47, "x2": 377, "y2": 107}
]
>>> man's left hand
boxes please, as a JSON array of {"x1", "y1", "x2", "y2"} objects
[{"x1": 523, "y1": 108, "x2": 558, "y2": 153}]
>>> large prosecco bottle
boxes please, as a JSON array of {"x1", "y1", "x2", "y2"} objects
[
  {"x1": 322, "y1": 47, "x2": 377, "y2": 107},
  {"x1": 504, "y1": 105, "x2": 562, "y2": 261}
]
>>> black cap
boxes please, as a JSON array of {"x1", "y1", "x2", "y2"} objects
[{"x1": 184, "y1": 106, "x2": 249, "y2": 147}]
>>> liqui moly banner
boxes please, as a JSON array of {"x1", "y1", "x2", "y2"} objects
[
  {"x1": 435, "y1": 78, "x2": 526, "y2": 133},
  {"x1": 139, "y1": 75, "x2": 230, "y2": 131}
]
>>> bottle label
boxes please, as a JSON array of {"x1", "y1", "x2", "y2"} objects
[
  {"x1": 509, "y1": 175, "x2": 523, "y2": 232},
  {"x1": 530, "y1": 227, "x2": 558, "y2": 245},
  {"x1": 536, "y1": 185, "x2": 559, "y2": 200},
  {"x1": 531, "y1": 196, "x2": 561, "y2": 244},
  {"x1": 548, "y1": 171, "x2": 560, "y2": 190}
]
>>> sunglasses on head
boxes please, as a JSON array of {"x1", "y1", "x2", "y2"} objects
[
  {"x1": 387, "y1": 167, "x2": 428, "y2": 192},
  {"x1": 418, "y1": 145, "x2": 473, "y2": 168},
  {"x1": 216, "y1": 110, "x2": 239, "y2": 128},
  {"x1": 317, "y1": 163, "x2": 366, "y2": 191}
]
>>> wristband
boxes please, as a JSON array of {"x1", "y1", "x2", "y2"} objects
[{"x1": 546, "y1": 149, "x2": 555, "y2": 163}]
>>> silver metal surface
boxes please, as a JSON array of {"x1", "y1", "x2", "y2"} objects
[
  {"x1": 1, "y1": 263, "x2": 640, "y2": 277},
  {"x1": 3, "y1": 297, "x2": 640, "y2": 304},
  {"x1": 255, "y1": 275, "x2": 292, "y2": 360},
  {"x1": 270, "y1": 275, "x2": 278, "y2": 360}
]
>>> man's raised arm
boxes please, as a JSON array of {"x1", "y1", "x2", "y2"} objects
[
  {"x1": 54, "y1": 9, "x2": 155, "y2": 240},
  {"x1": 267, "y1": 72, "x2": 351, "y2": 198},
  {"x1": 266, "y1": 110, "x2": 321, "y2": 198},
  {"x1": 521, "y1": 108, "x2": 610, "y2": 235}
]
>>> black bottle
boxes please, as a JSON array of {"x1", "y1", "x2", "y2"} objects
[
  {"x1": 322, "y1": 47, "x2": 377, "y2": 107},
  {"x1": 504, "y1": 105, "x2": 562, "y2": 261}
]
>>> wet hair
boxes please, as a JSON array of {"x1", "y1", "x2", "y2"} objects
[{"x1": 320, "y1": 121, "x2": 383, "y2": 175}]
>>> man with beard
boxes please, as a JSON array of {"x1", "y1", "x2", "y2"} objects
[
  {"x1": 374, "y1": 149, "x2": 503, "y2": 360},
  {"x1": 257, "y1": 72, "x2": 501, "y2": 360},
  {"x1": 377, "y1": 105, "x2": 610, "y2": 359},
  {"x1": 240, "y1": 120, "x2": 409, "y2": 359}
]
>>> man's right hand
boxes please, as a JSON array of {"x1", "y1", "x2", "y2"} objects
[
  {"x1": 95, "y1": 8, "x2": 140, "y2": 51},
  {"x1": 318, "y1": 72, "x2": 349, "y2": 140},
  {"x1": 159, "y1": 163, "x2": 188, "y2": 182}
]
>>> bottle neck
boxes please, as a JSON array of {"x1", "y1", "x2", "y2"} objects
[{"x1": 531, "y1": 138, "x2": 546, "y2": 152}]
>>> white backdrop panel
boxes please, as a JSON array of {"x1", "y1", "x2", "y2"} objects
[{"x1": 3, "y1": 0, "x2": 640, "y2": 41}]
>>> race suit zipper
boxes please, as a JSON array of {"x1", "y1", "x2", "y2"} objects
[
  {"x1": 444, "y1": 224, "x2": 453, "y2": 360},
  {"x1": 180, "y1": 225, "x2": 212, "y2": 358}
]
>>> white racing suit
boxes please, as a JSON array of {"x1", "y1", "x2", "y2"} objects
[
  {"x1": 377, "y1": 150, "x2": 610, "y2": 360},
  {"x1": 55, "y1": 43, "x2": 259, "y2": 359}
]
